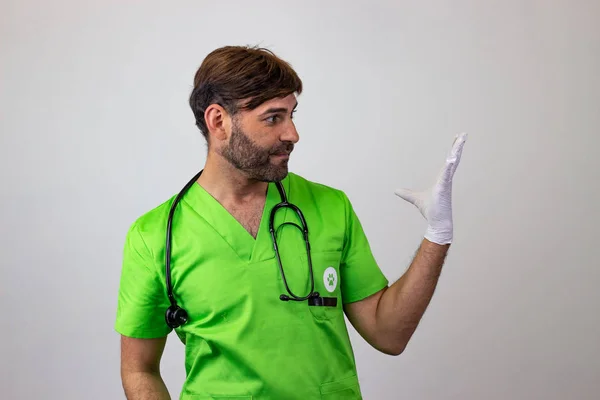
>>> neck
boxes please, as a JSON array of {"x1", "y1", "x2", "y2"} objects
[{"x1": 197, "y1": 152, "x2": 268, "y2": 204}]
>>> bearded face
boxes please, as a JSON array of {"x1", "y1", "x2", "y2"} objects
[{"x1": 220, "y1": 115, "x2": 295, "y2": 182}]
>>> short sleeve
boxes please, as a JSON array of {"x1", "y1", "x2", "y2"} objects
[
  {"x1": 114, "y1": 221, "x2": 172, "y2": 338},
  {"x1": 339, "y1": 193, "x2": 389, "y2": 304}
]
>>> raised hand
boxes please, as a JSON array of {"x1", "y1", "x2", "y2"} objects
[{"x1": 394, "y1": 132, "x2": 468, "y2": 245}]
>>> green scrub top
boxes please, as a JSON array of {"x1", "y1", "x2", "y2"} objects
[{"x1": 115, "y1": 172, "x2": 389, "y2": 399}]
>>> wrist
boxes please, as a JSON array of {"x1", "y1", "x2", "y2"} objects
[{"x1": 424, "y1": 224, "x2": 453, "y2": 245}]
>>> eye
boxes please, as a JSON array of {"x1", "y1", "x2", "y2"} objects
[{"x1": 265, "y1": 115, "x2": 280, "y2": 124}]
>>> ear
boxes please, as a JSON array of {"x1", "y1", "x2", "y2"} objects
[{"x1": 204, "y1": 104, "x2": 230, "y2": 142}]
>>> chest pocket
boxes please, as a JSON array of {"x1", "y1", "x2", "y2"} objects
[{"x1": 304, "y1": 250, "x2": 344, "y2": 321}]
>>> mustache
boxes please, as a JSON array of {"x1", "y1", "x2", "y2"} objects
[{"x1": 270, "y1": 143, "x2": 294, "y2": 155}]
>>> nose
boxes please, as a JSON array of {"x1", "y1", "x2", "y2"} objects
[{"x1": 280, "y1": 121, "x2": 300, "y2": 144}]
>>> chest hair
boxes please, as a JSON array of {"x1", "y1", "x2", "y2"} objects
[{"x1": 225, "y1": 200, "x2": 265, "y2": 239}]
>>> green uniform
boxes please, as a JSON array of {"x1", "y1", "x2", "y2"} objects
[{"x1": 115, "y1": 172, "x2": 389, "y2": 399}]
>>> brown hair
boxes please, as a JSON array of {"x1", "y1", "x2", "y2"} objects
[{"x1": 189, "y1": 45, "x2": 303, "y2": 139}]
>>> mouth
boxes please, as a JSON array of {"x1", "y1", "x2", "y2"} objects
[{"x1": 270, "y1": 145, "x2": 293, "y2": 161}]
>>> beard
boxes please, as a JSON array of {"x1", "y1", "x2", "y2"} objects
[{"x1": 220, "y1": 119, "x2": 294, "y2": 182}]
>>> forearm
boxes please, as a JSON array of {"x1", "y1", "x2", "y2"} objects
[
  {"x1": 122, "y1": 371, "x2": 171, "y2": 400},
  {"x1": 376, "y1": 238, "x2": 449, "y2": 353},
  {"x1": 361, "y1": 132, "x2": 465, "y2": 355}
]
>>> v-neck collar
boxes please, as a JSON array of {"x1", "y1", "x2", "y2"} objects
[{"x1": 181, "y1": 175, "x2": 291, "y2": 263}]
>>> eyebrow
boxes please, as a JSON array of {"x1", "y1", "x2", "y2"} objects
[{"x1": 259, "y1": 102, "x2": 298, "y2": 117}]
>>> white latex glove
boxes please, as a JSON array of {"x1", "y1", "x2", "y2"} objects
[{"x1": 394, "y1": 132, "x2": 467, "y2": 245}]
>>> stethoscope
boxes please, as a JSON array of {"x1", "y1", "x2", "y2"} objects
[{"x1": 164, "y1": 170, "x2": 336, "y2": 329}]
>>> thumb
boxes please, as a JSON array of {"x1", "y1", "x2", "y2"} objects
[{"x1": 394, "y1": 188, "x2": 419, "y2": 205}]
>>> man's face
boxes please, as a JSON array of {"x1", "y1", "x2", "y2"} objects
[{"x1": 219, "y1": 94, "x2": 299, "y2": 182}]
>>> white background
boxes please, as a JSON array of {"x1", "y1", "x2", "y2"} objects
[{"x1": 2, "y1": 0, "x2": 599, "y2": 399}]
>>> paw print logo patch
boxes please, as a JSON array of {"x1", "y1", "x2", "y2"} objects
[{"x1": 323, "y1": 267, "x2": 338, "y2": 293}]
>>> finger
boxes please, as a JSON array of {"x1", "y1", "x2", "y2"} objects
[
  {"x1": 438, "y1": 161, "x2": 454, "y2": 184},
  {"x1": 394, "y1": 188, "x2": 418, "y2": 205},
  {"x1": 447, "y1": 132, "x2": 468, "y2": 163},
  {"x1": 437, "y1": 133, "x2": 467, "y2": 184},
  {"x1": 450, "y1": 132, "x2": 467, "y2": 173}
]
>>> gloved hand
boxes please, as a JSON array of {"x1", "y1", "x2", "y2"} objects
[{"x1": 394, "y1": 133, "x2": 467, "y2": 245}]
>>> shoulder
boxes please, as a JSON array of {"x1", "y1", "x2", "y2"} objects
[
  {"x1": 286, "y1": 172, "x2": 355, "y2": 221},
  {"x1": 287, "y1": 172, "x2": 349, "y2": 203},
  {"x1": 124, "y1": 194, "x2": 177, "y2": 253}
]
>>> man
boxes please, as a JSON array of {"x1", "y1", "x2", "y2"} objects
[{"x1": 115, "y1": 45, "x2": 467, "y2": 400}]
